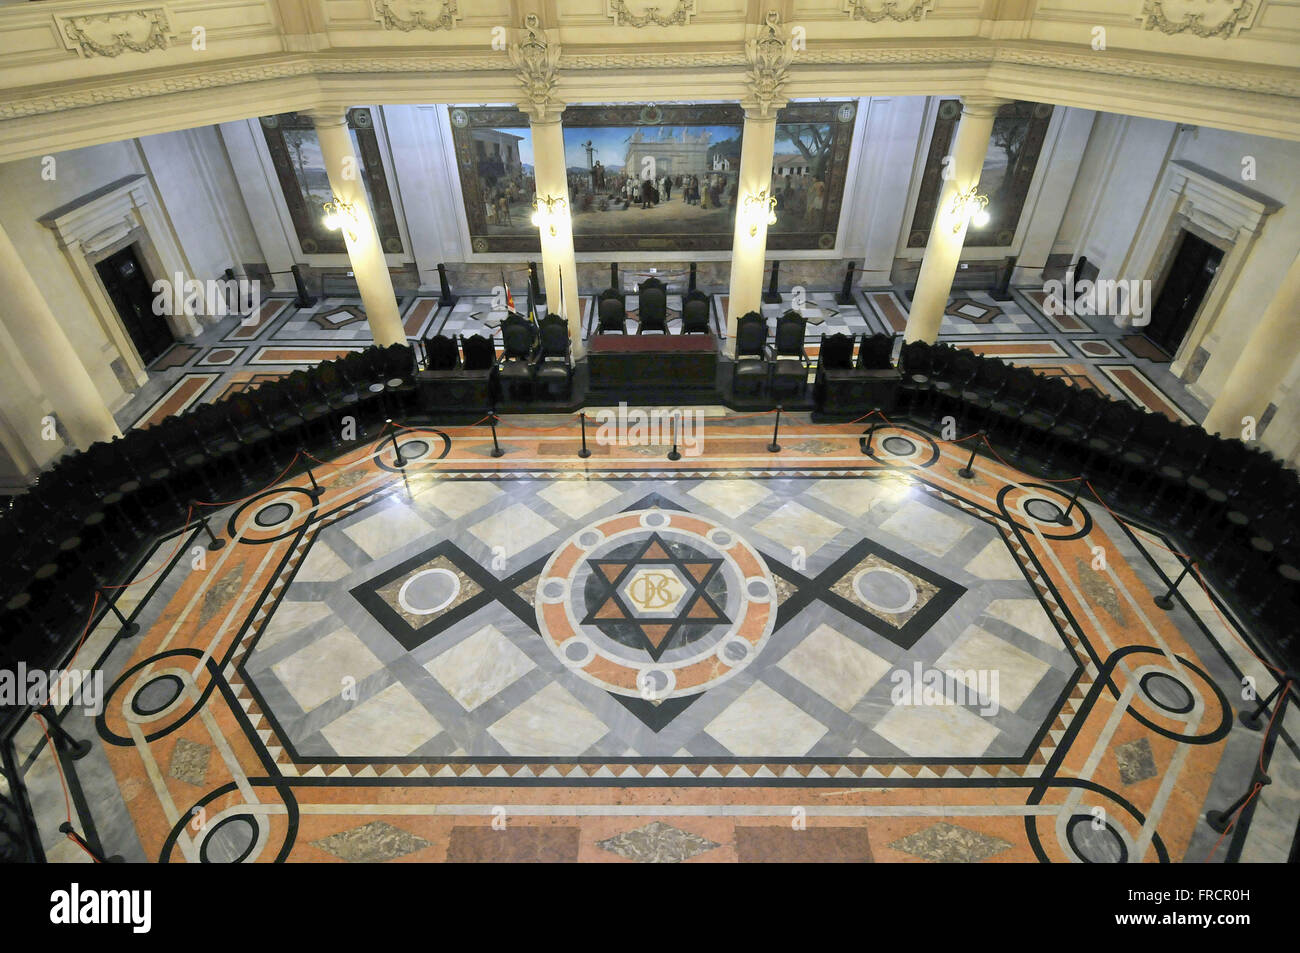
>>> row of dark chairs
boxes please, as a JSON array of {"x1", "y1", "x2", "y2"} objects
[
  {"x1": 0, "y1": 343, "x2": 417, "y2": 675},
  {"x1": 421, "y1": 314, "x2": 574, "y2": 403},
  {"x1": 896, "y1": 340, "x2": 1300, "y2": 665},
  {"x1": 595, "y1": 278, "x2": 712, "y2": 336}
]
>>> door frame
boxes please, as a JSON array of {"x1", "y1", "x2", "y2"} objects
[{"x1": 1127, "y1": 159, "x2": 1278, "y2": 375}]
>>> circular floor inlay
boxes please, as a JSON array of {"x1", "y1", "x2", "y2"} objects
[
  {"x1": 1066, "y1": 814, "x2": 1128, "y2": 864},
  {"x1": 882, "y1": 436, "x2": 917, "y2": 456},
  {"x1": 397, "y1": 568, "x2": 461, "y2": 615},
  {"x1": 852, "y1": 568, "x2": 918, "y2": 615},
  {"x1": 399, "y1": 439, "x2": 429, "y2": 460},
  {"x1": 1140, "y1": 671, "x2": 1195, "y2": 714},
  {"x1": 131, "y1": 674, "x2": 184, "y2": 717},
  {"x1": 200, "y1": 815, "x2": 259, "y2": 864},
  {"x1": 1025, "y1": 498, "x2": 1064, "y2": 523},
  {"x1": 254, "y1": 502, "x2": 294, "y2": 528}
]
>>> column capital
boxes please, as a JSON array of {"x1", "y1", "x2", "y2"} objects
[
  {"x1": 959, "y1": 96, "x2": 1012, "y2": 119},
  {"x1": 302, "y1": 108, "x2": 349, "y2": 129},
  {"x1": 510, "y1": 13, "x2": 564, "y2": 125},
  {"x1": 742, "y1": 10, "x2": 793, "y2": 119}
]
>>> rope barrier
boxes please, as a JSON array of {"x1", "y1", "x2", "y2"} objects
[{"x1": 31, "y1": 714, "x2": 98, "y2": 862}]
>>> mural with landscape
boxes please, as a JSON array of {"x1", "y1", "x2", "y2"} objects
[{"x1": 449, "y1": 101, "x2": 857, "y2": 253}]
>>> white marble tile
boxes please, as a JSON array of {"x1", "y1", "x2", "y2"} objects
[
  {"x1": 752, "y1": 501, "x2": 844, "y2": 555},
  {"x1": 873, "y1": 699, "x2": 1000, "y2": 758},
  {"x1": 294, "y1": 542, "x2": 351, "y2": 583},
  {"x1": 258, "y1": 601, "x2": 336, "y2": 649},
  {"x1": 688, "y1": 479, "x2": 773, "y2": 519},
  {"x1": 319, "y1": 681, "x2": 442, "y2": 756},
  {"x1": 935, "y1": 625, "x2": 1051, "y2": 713},
  {"x1": 879, "y1": 500, "x2": 969, "y2": 556},
  {"x1": 487, "y1": 683, "x2": 609, "y2": 756},
  {"x1": 468, "y1": 503, "x2": 557, "y2": 559},
  {"x1": 342, "y1": 504, "x2": 433, "y2": 560},
  {"x1": 537, "y1": 480, "x2": 622, "y2": 519},
  {"x1": 704, "y1": 681, "x2": 827, "y2": 756},
  {"x1": 983, "y1": 598, "x2": 1063, "y2": 647},
  {"x1": 964, "y1": 538, "x2": 1024, "y2": 580},
  {"x1": 271, "y1": 625, "x2": 384, "y2": 712},
  {"x1": 425, "y1": 624, "x2": 536, "y2": 711},
  {"x1": 414, "y1": 479, "x2": 504, "y2": 520},
  {"x1": 777, "y1": 623, "x2": 892, "y2": 711},
  {"x1": 804, "y1": 474, "x2": 913, "y2": 517}
]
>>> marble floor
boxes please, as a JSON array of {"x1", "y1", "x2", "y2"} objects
[{"x1": 9, "y1": 413, "x2": 1297, "y2": 862}]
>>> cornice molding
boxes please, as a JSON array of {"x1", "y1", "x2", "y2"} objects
[
  {"x1": 508, "y1": 13, "x2": 563, "y2": 123},
  {"x1": 842, "y1": 0, "x2": 933, "y2": 23},
  {"x1": 1, "y1": 42, "x2": 1297, "y2": 123},
  {"x1": 371, "y1": 0, "x2": 460, "y2": 33},
  {"x1": 56, "y1": 7, "x2": 174, "y2": 59},
  {"x1": 1137, "y1": 0, "x2": 1259, "y2": 40},
  {"x1": 607, "y1": 1, "x2": 696, "y2": 28}
]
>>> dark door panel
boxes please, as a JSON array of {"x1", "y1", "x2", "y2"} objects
[
  {"x1": 95, "y1": 245, "x2": 174, "y2": 366},
  {"x1": 1147, "y1": 231, "x2": 1223, "y2": 356}
]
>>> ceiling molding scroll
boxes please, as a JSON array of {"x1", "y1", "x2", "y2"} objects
[
  {"x1": 1136, "y1": 1, "x2": 1260, "y2": 39},
  {"x1": 371, "y1": 0, "x2": 461, "y2": 32},
  {"x1": 742, "y1": 11, "x2": 794, "y2": 119},
  {"x1": 606, "y1": 1, "x2": 696, "y2": 27},
  {"x1": 56, "y1": 7, "x2": 175, "y2": 58},
  {"x1": 508, "y1": 13, "x2": 563, "y2": 123},
  {"x1": 841, "y1": 0, "x2": 934, "y2": 22}
]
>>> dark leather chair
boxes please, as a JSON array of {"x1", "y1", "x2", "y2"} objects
[
  {"x1": 770, "y1": 310, "x2": 810, "y2": 399},
  {"x1": 496, "y1": 312, "x2": 537, "y2": 402},
  {"x1": 681, "y1": 290, "x2": 711, "y2": 335},
  {"x1": 423, "y1": 334, "x2": 460, "y2": 371},
  {"x1": 637, "y1": 277, "x2": 669, "y2": 335},
  {"x1": 596, "y1": 288, "x2": 627, "y2": 334},
  {"x1": 857, "y1": 333, "x2": 895, "y2": 371},
  {"x1": 732, "y1": 311, "x2": 768, "y2": 398},
  {"x1": 533, "y1": 314, "x2": 573, "y2": 400}
]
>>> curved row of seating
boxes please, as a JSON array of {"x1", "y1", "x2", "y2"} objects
[
  {"x1": 0, "y1": 343, "x2": 417, "y2": 676},
  {"x1": 896, "y1": 340, "x2": 1300, "y2": 668}
]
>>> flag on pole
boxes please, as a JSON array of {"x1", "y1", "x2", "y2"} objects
[
  {"x1": 501, "y1": 270, "x2": 515, "y2": 313},
  {"x1": 526, "y1": 275, "x2": 537, "y2": 326}
]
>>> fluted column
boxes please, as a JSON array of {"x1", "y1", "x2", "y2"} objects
[
  {"x1": 904, "y1": 96, "x2": 1010, "y2": 343},
  {"x1": 1201, "y1": 251, "x2": 1300, "y2": 437},
  {"x1": 528, "y1": 112, "x2": 584, "y2": 359},
  {"x1": 725, "y1": 109, "x2": 780, "y2": 353},
  {"x1": 305, "y1": 109, "x2": 405, "y2": 347},
  {"x1": 0, "y1": 219, "x2": 120, "y2": 449}
]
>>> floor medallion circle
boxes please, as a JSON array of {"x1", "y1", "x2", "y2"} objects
[
  {"x1": 881, "y1": 435, "x2": 917, "y2": 457},
  {"x1": 852, "y1": 567, "x2": 918, "y2": 615},
  {"x1": 397, "y1": 567, "x2": 461, "y2": 615},
  {"x1": 254, "y1": 502, "x2": 294, "y2": 528},
  {"x1": 536, "y1": 508, "x2": 776, "y2": 698},
  {"x1": 130, "y1": 674, "x2": 184, "y2": 717}
]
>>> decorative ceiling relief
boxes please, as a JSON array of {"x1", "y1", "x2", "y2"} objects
[
  {"x1": 509, "y1": 13, "x2": 563, "y2": 123},
  {"x1": 743, "y1": 11, "x2": 794, "y2": 118},
  {"x1": 606, "y1": 1, "x2": 696, "y2": 27},
  {"x1": 371, "y1": 0, "x2": 460, "y2": 32},
  {"x1": 1137, "y1": 0, "x2": 1260, "y2": 38},
  {"x1": 842, "y1": 0, "x2": 934, "y2": 22},
  {"x1": 57, "y1": 8, "x2": 174, "y2": 58}
]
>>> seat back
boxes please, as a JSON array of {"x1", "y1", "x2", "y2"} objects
[
  {"x1": 637, "y1": 277, "x2": 668, "y2": 330},
  {"x1": 538, "y1": 314, "x2": 570, "y2": 360},
  {"x1": 735, "y1": 311, "x2": 767, "y2": 359},
  {"x1": 597, "y1": 295, "x2": 626, "y2": 333},
  {"x1": 460, "y1": 334, "x2": 495, "y2": 370},
  {"x1": 857, "y1": 333, "x2": 895, "y2": 370},
  {"x1": 681, "y1": 290, "x2": 710, "y2": 334},
  {"x1": 819, "y1": 333, "x2": 854, "y2": 371},
  {"x1": 500, "y1": 314, "x2": 536, "y2": 359},
  {"x1": 423, "y1": 334, "x2": 460, "y2": 371},
  {"x1": 773, "y1": 310, "x2": 806, "y2": 357}
]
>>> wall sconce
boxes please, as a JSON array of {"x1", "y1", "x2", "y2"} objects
[
  {"x1": 948, "y1": 186, "x2": 990, "y2": 233},
  {"x1": 743, "y1": 190, "x2": 778, "y2": 237},
  {"x1": 321, "y1": 195, "x2": 359, "y2": 243},
  {"x1": 530, "y1": 194, "x2": 569, "y2": 237}
]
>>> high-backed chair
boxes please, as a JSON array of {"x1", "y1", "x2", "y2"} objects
[
  {"x1": 857, "y1": 333, "x2": 895, "y2": 370},
  {"x1": 680, "y1": 290, "x2": 711, "y2": 335},
  {"x1": 595, "y1": 290, "x2": 627, "y2": 334},
  {"x1": 460, "y1": 334, "x2": 495, "y2": 372},
  {"x1": 496, "y1": 312, "x2": 537, "y2": 402},
  {"x1": 636, "y1": 276, "x2": 669, "y2": 335},
  {"x1": 770, "y1": 310, "x2": 810, "y2": 398},
  {"x1": 533, "y1": 314, "x2": 573, "y2": 400},
  {"x1": 732, "y1": 311, "x2": 768, "y2": 398},
  {"x1": 423, "y1": 334, "x2": 460, "y2": 371}
]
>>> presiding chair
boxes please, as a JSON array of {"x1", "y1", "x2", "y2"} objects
[
  {"x1": 496, "y1": 312, "x2": 538, "y2": 402},
  {"x1": 596, "y1": 288, "x2": 627, "y2": 334},
  {"x1": 680, "y1": 290, "x2": 711, "y2": 335},
  {"x1": 769, "y1": 310, "x2": 810, "y2": 399},
  {"x1": 732, "y1": 311, "x2": 769, "y2": 398},
  {"x1": 636, "y1": 277, "x2": 669, "y2": 335},
  {"x1": 533, "y1": 314, "x2": 574, "y2": 400}
]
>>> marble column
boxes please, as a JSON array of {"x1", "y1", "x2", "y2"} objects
[
  {"x1": 306, "y1": 109, "x2": 406, "y2": 347},
  {"x1": 725, "y1": 109, "x2": 780, "y2": 355},
  {"x1": 528, "y1": 112, "x2": 584, "y2": 359},
  {"x1": 0, "y1": 219, "x2": 120, "y2": 450},
  {"x1": 904, "y1": 97, "x2": 1009, "y2": 343},
  {"x1": 1201, "y1": 251, "x2": 1300, "y2": 437}
]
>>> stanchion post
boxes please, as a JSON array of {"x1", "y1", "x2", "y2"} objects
[
  {"x1": 958, "y1": 433, "x2": 982, "y2": 479},
  {"x1": 193, "y1": 505, "x2": 226, "y2": 551},
  {"x1": 668, "y1": 416, "x2": 682, "y2": 462},
  {"x1": 836, "y1": 261, "x2": 856, "y2": 305},
  {"x1": 58, "y1": 823, "x2": 123, "y2": 863},
  {"x1": 861, "y1": 422, "x2": 877, "y2": 457},
  {"x1": 100, "y1": 590, "x2": 139, "y2": 637},
  {"x1": 1154, "y1": 557, "x2": 1196, "y2": 611},
  {"x1": 385, "y1": 419, "x2": 406, "y2": 468},
  {"x1": 305, "y1": 462, "x2": 323, "y2": 498},
  {"x1": 1238, "y1": 680, "x2": 1288, "y2": 731},
  {"x1": 768, "y1": 406, "x2": 782, "y2": 454},
  {"x1": 1206, "y1": 771, "x2": 1271, "y2": 834},
  {"x1": 1056, "y1": 477, "x2": 1084, "y2": 526},
  {"x1": 764, "y1": 261, "x2": 781, "y2": 304},
  {"x1": 489, "y1": 412, "x2": 505, "y2": 458},
  {"x1": 528, "y1": 261, "x2": 545, "y2": 306},
  {"x1": 689, "y1": 262, "x2": 698, "y2": 294},
  {"x1": 437, "y1": 262, "x2": 458, "y2": 308},
  {"x1": 41, "y1": 709, "x2": 92, "y2": 760},
  {"x1": 578, "y1": 412, "x2": 592, "y2": 459}
]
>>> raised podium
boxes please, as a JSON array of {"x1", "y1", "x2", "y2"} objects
[{"x1": 588, "y1": 334, "x2": 719, "y2": 404}]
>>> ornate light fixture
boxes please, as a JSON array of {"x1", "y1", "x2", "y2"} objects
[
  {"x1": 530, "y1": 194, "x2": 569, "y2": 237},
  {"x1": 321, "y1": 195, "x2": 359, "y2": 242},
  {"x1": 743, "y1": 190, "x2": 777, "y2": 237},
  {"x1": 948, "y1": 186, "x2": 990, "y2": 233}
]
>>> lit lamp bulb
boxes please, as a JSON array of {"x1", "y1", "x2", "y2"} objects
[
  {"x1": 971, "y1": 207, "x2": 991, "y2": 228},
  {"x1": 323, "y1": 210, "x2": 339, "y2": 231}
]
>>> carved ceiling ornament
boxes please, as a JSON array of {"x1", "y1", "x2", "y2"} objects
[
  {"x1": 509, "y1": 13, "x2": 563, "y2": 123},
  {"x1": 743, "y1": 11, "x2": 794, "y2": 118},
  {"x1": 842, "y1": 0, "x2": 933, "y2": 22},
  {"x1": 606, "y1": 1, "x2": 696, "y2": 27},
  {"x1": 1137, "y1": 0, "x2": 1260, "y2": 39},
  {"x1": 57, "y1": 7, "x2": 174, "y2": 58},
  {"x1": 371, "y1": 0, "x2": 460, "y2": 32}
]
